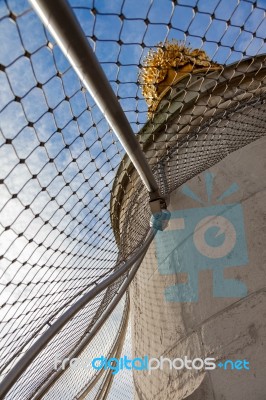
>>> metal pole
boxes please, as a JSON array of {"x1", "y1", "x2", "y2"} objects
[
  {"x1": 0, "y1": 229, "x2": 154, "y2": 399},
  {"x1": 29, "y1": 0, "x2": 161, "y2": 198}
]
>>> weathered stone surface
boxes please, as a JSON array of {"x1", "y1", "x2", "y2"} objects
[{"x1": 131, "y1": 136, "x2": 266, "y2": 399}]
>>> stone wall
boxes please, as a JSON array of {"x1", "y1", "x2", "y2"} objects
[{"x1": 130, "y1": 136, "x2": 266, "y2": 400}]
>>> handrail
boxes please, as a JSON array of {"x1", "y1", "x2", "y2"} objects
[{"x1": 29, "y1": 0, "x2": 162, "y2": 202}]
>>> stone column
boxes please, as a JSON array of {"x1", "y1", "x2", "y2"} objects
[{"x1": 110, "y1": 55, "x2": 266, "y2": 400}]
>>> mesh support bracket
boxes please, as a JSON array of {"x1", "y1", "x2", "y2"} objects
[
  {"x1": 149, "y1": 192, "x2": 170, "y2": 231},
  {"x1": 149, "y1": 192, "x2": 167, "y2": 214}
]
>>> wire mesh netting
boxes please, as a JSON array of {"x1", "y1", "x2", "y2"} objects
[
  {"x1": 0, "y1": 0, "x2": 266, "y2": 399},
  {"x1": 40, "y1": 295, "x2": 130, "y2": 400}
]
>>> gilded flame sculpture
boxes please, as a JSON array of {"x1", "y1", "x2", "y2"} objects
[{"x1": 139, "y1": 40, "x2": 222, "y2": 118}]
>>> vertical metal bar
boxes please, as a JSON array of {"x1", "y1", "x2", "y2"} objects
[{"x1": 29, "y1": 0, "x2": 161, "y2": 197}]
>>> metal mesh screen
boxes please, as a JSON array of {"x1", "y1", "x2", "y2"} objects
[
  {"x1": 40, "y1": 295, "x2": 129, "y2": 400},
  {"x1": 106, "y1": 317, "x2": 134, "y2": 400},
  {"x1": 0, "y1": 0, "x2": 266, "y2": 399}
]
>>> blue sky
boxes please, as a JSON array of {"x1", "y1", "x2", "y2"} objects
[
  {"x1": 0, "y1": 0, "x2": 266, "y2": 398},
  {"x1": 72, "y1": 0, "x2": 266, "y2": 128}
]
